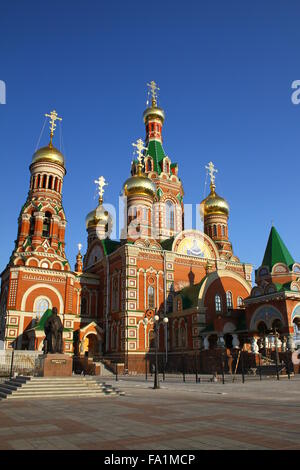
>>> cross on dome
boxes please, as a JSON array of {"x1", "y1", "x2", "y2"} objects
[
  {"x1": 94, "y1": 176, "x2": 107, "y2": 203},
  {"x1": 45, "y1": 110, "x2": 62, "y2": 146},
  {"x1": 132, "y1": 138, "x2": 148, "y2": 164},
  {"x1": 205, "y1": 161, "x2": 218, "y2": 185},
  {"x1": 147, "y1": 81, "x2": 160, "y2": 105}
]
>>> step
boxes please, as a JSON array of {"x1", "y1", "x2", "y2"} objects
[
  {"x1": 4, "y1": 392, "x2": 115, "y2": 400},
  {"x1": 7, "y1": 389, "x2": 117, "y2": 396}
]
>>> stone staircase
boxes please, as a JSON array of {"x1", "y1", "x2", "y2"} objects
[{"x1": 0, "y1": 376, "x2": 125, "y2": 400}]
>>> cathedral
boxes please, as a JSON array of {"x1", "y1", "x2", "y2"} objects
[{"x1": 0, "y1": 82, "x2": 299, "y2": 373}]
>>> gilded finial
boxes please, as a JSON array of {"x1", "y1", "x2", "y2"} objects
[
  {"x1": 45, "y1": 110, "x2": 62, "y2": 147},
  {"x1": 77, "y1": 243, "x2": 82, "y2": 253},
  {"x1": 147, "y1": 80, "x2": 160, "y2": 107},
  {"x1": 132, "y1": 138, "x2": 148, "y2": 176},
  {"x1": 205, "y1": 161, "x2": 218, "y2": 193},
  {"x1": 94, "y1": 176, "x2": 107, "y2": 204}
]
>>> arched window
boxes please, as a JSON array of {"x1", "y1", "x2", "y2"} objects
[
  {"x1": 42, "y1": 175, "x2": 47, "y2": 189},
  {"x1": 81, "y1": 297, "x2": 87, "y2": 316},
  {"x1": 42, "y1": 212, "x2": 51, "y2": 237},
  {"x1": 35, "y1": 298, "x2": 49, "y2": 320},
  {"x1": 37, "y1": 174, "x2": 41, "y2": 188},
  {"x1": 213, "y1": 225, "x2": 217, "y2": 237},
  {"x1": 128, "y1": 206, "x2": 137, "y2": 224},
  {"x1": 215, "y1": 294, "x2": 222, "y2": 313},
  {"x1": 226, "y1": 291, "x2": 233, "y2": 309},
  {"x1": 222, "y1": 225, "x2": 225, "y2": 236},
  {"x1": 112, "y1": 276, "x2": 119, "y2": 311},
  {"x1": 146, "y1": 159, "x2": 152, "y2": 172},
  {"x1": 180, "y1": 325, "x2": 186, "y2": 347},
  {"x1": 48, "y1": 175, "x2": 53, "y2": 189},
  {"x1": 148, "y1": 286, "x2": 155, "y2": 309},
  {"x1": 29, "y1": 213, "x2": 35, "y2": 236},
  {"x1": 237, "y1": 296, "x2": 243, "y2": 307},
  {"x1": 174, "y1": 326, "x2": 179, "y2": 347},
  {"x1": 166, "y1": 201, "x2": 175, "y2": 231}
]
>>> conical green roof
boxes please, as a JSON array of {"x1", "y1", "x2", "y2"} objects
[
  {"x1": 262, "y1": 227, "x2": 294, "y2": 271},
  {"x1": 146, "y1": 140, "x2": 166, "y2": 173}
]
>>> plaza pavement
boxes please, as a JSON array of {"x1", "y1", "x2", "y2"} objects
[{"x1": 0, "y1": 375, "x2": 300, "y2": 450}]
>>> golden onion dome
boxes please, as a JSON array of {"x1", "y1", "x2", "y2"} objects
[
  {"x1": 143, "y1": 105, "x2": 165, "y2": 124},
  {"x1": 201, "y1": 184, "x2": 229, "y2": 217},
  {"x1": 123, "y1": 168, "x2": 156, "y2": 199},
  {"x1": 85, "y1": 203, "x2": 110, "y2": 229},
  {"x1": 31, "y1": 144, "x2": 65, "y2": 168}
]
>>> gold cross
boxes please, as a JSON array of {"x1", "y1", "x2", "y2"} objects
[
  {"x1": 205, "y1": 161, "x2": 218, "y2": 185},
  {"x1": 45, "y1": 110, "x2": 62, "y2": 145},
  {"x1": 94, "y1": 176, "x2": 107, "y2": 203},
  {"x1": 132, "y1": 138, "x2": 148, "y2": 164},
  {"x1": 147, "y1": 80, "x2": 160, "y2": 105}
]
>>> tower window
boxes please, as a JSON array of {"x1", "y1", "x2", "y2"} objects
[
  {"x1": 166, "y1": 201, "x2": 175, "y2": 231},
  {"x1": 37, "y1": 175, "x2": 41, "y2": 188},
  {"x1": 29, "y1": 213, "x2": 35, "y2": 236},
  {"x1": 42, "y1": 175, "x2": 47, "y2": 189},
  {"x1": 146, "y1": 159, "x2": 152, "y2": 172},
  {"x1": 213, "y1": 225, "x2": 217, "y2": 237},
  {"x1": 148, "y1": 286, "x2": 155, "y2": 309},
  {"x1": 48, "y1": 175, "x2": 53, "y2": 189},
  {"x1": 222, "y1": 225, "x2": 225, "y2": 236},
  {"x1": 226, "y1": 291, "x2": 233, "y2": 309},
  {"x1": 237, "y1": 296, "x2": 243, "y2": 307},
  {"x1": 42, "y1": 211, "x2": 51, "y2": 238},
  {"x1": 215, "y1": 294, "x2": 222, "y2": 313}
]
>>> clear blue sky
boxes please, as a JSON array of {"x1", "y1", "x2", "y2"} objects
[{"x1": 0, "y1": 0, "x2": 300, "y2": 274}]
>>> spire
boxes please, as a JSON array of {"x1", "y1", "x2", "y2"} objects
[
  {"x1": 75, "y1": 243, "x2": 83, "y2": 272},
  {"x1": 262, "y1": 226, "x2": 295, "y2": 270},
  {"x1": 45, "y1": 110, "x2": 62, "y2": 147},
  {"x1": 143, "y1": 81, "x2": 166, "y2": 173}
]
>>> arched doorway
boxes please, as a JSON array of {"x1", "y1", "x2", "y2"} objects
[{"x1": 85, "y1": 334, "x2": 99, "y2": 357}]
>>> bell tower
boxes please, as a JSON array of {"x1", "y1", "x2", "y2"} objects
[
  {"x1": 142, "y1": 81, "x2": 184, "y2": 241},
  {"x1": 201, "y1": 162, "x2": 233, "y2": 259},
  {"x1": 11, "y1": 110, "x2": 70, "y2": 270}
]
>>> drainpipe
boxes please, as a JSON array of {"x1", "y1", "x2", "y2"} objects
[
  {"x1": 163, "y1": 251, "x2": 167, "y2": 315},
  {"x1": 105, "y1": 256, "x2": 110, "y2": 352}
]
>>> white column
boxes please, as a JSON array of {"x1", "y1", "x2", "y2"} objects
[
  {"x1": 144, "y1": 272, "x2": 147, "y2": 309},
  {"x1": 156, "y1": 273, "x2": 159, "y2": 308}
]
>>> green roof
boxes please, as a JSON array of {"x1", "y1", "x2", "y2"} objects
[
  {"x1": 101, "y1": 239, "x2": 121, "y2": 255},
  {"x1": 177, "y1": 277, "x2": 207, "y2": 310},
  {"x1": 262, "y1": 226, "x2": 294, "y2": 271},
  {"x1": 160, "y1": 237, "x2": 174, "y2": 251},
  {"x1": 146, "y1": 139, "x2": 166, "y2": 173}
]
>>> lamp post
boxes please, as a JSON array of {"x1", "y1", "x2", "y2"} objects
[
  {"x1": 153, "y1": 314, "x2": 160, "y2": 389},
  {"x1": 163, "y1": 316, "x2": 169, "y2": 374}
]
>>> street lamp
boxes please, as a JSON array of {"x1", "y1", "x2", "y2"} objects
[
  {"x1": 153, "y1": 314, "x2": 160, "y2": 389},
  {"x1": 163, "y1": 316, "x2": 169, "y2": 363}
]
